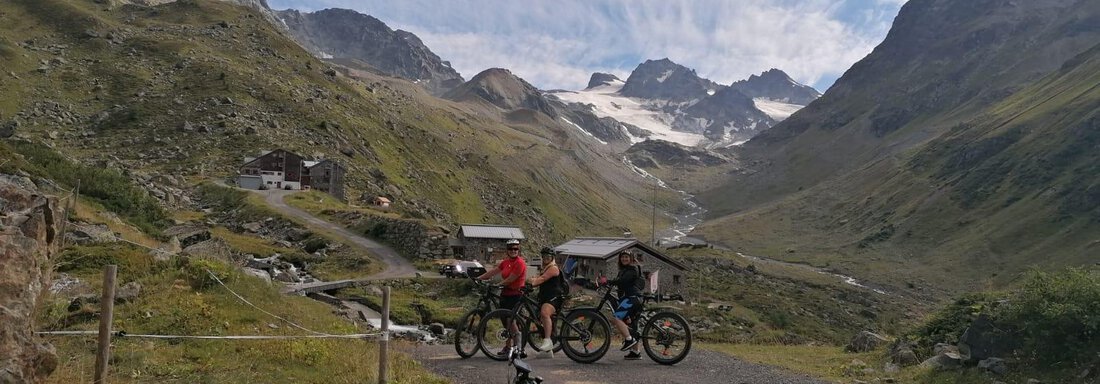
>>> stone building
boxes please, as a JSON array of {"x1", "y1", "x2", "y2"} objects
[
  {"x1": 554, "y1": 237, "x2": 688, "y2": 295},
  {"x1": 454, "y1": 224, "x2": 525, "y2": 263}
]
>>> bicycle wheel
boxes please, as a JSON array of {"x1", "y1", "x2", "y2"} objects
[
  {"x1": 478, "y1": 309, "x2": 524, "y2": 361},
  {"x1": 454, "y1": 309, "x2": 483, "y2": 358},
  {"x1": 559, "y1": 309, "x2": 611, "y2": 364},
  {"x1": 641, "y1": 311, "x2": 692, "y2": 365}
]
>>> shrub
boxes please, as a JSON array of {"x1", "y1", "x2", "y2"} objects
[
  {"x1": 998, "y1": 269, "x2": 1100, "y2": 365},
  {"x1": 9, "y1": 141, "x2": 170, "y2": 234},
  {"x1": 302, "y1": 236, "x2": 329, "y2": 253},
  {"x1": 182, "y1": 258, "x2": 235, "y2": 290},
  {"x1": 905, "y1": 292, "x2": 1000, "y2": 358},
  {"x1": 907, "y1": 269, "x2": 1100, "y2": 367}
]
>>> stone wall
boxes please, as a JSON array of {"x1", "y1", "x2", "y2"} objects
[
  {"x1": 0, "y1": 174, "x2": 62, "y2": 383},
  {"x1": 330, "y1": 211, "x2": 452, "y2": 259}
]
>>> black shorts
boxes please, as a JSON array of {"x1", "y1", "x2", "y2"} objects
[
  {"x1": 499, "y1": 294, "x2": 523, "y2": 311},
  {"x1": 538, "y1": 295, "x2": 563, "y2": 311}
]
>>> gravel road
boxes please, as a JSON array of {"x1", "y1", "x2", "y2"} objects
[
  {"x1": 403, "y1": 343, "x2": 829, "y2": 384},
  {"x1": 255, "y1": 188, "x2": 418, "y2": 279}
]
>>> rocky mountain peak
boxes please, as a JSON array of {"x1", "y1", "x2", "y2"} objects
[
  {"x1": 619, "y1": 58, "x2": 719, "y2": 101},
  {"x1": 586, "y1": 72, "x2": 623, "y2": 89},
  {"x1": 443, "y1": 68, "x2": 556, "y2": 117},
  {"x1": 730, "y1": 68, "x2": 821, "y2": 105},
  {"x1": 275, "y1": 8, "x2": 464, "y2": 96}
]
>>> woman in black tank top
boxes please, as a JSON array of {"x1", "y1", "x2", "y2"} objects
[{"x1": 527, "y1": 248, "x2": 562, "y2": 354}]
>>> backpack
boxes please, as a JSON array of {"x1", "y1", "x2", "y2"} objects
[{"x1": 557, "y1": 266, "x2": 571, "y2": 296}]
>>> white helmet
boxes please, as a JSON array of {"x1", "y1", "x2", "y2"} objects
[{"x1": 505, "y1": 239, "x2": 521, "y2": 245}]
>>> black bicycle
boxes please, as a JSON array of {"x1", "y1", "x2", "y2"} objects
[
  {"x1": 577, "y1": 285, "x2": 693, "y2": 365},
  {"x1": 478, "y1": 286, "x2": 611, "y2": 363},
  {"x1": 454, "y1": 278, "x2": 501, "y2": 359}
]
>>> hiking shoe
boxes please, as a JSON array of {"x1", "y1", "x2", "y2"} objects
[
  {"x1": 624, "y1": 351, "x2": 642, "y2": 360},
  {"x1": 620, "y1": 338, "x2": 638, "y2": 351}
]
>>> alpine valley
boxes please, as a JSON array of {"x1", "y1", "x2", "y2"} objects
[{"x1": 2, "y1": 0, "x2": 1098, "y2": 383}]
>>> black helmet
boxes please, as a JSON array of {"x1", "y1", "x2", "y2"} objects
[{"x1": 539, "y1": 246, "x2": 556, "y2": 256}]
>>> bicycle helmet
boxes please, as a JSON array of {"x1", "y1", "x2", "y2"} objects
[
  {"x1": 539, "y1": 246, "x2": 556, "y2": 256},
  {"x1": 505, "y1": 239, "x2": 521, "y2": 245}
]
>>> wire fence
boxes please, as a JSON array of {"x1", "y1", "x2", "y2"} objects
[
  {"x1": 42, "y1": 187, "x2": 396, "y2": 383},
  {"x1": 37, "y1": 264, "x2": 394, "y2": 383}
]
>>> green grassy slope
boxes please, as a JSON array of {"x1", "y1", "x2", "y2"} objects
[
  {"x1": 0, "y1": 0, "x2": 664, "y2": 247},
  {"x1": 39, "y1": 251, "x2": 444, "y2": 384},
  {"x1": 696, "y1": 43, "x2": 1100, "y2": 294}
]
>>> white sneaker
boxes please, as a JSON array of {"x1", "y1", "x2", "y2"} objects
[{"x1": 536, "y1": 339, "x2": 553, "y2": 353}]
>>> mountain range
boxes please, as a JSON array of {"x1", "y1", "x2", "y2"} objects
[
  {"x1": 264, "y1": 6, "x2": 819, "y2": 150},
  {"x1": 550, "y1": 59, "x2": 820, "y2": 148}
]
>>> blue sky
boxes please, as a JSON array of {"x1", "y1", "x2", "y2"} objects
[{"x1": 268, "y1": 0, "x2": 907, "y2": 92}]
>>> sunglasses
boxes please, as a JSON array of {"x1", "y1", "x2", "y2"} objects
[{"x1": 507, "y1": 248, "x2": 520, "y2": 251}]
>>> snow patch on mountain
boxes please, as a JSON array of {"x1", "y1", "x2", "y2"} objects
[
  {"x1": 656, "y1": 70, "x2": 674, "y2": 83},
  {"x1": 548, "y1": 83, "x2": 706, "y2": 147},
  {"x1": 753, "y1": 98, "x2": 804, "y2": 121}
]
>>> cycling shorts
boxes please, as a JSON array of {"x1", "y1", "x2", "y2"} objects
[{"x1": 500, "y1": 294, "x2": 523, "y2": 311}]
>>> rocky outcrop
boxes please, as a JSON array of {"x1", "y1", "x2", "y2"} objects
[
  {"x1": 729, "y1": 68, "x2": 821, "y2": 105},
  {"x1": 0, "y1": 175, "x2": 63, "y2": 383},
  {"x1": 625, "y1": 139, "x2": 729, "y2": 168},
  {"x1": 443, "y1": 68, "x2": 556, "y2": 117},
  {"x1": 619, "y1": 58, "x2": 719, "y2": 101},
  {"x1": 585, "y1": 72, "x2": 622, "y2": 89},
  {"x1": 329, "y1": 211, "x2": 451, "y2": 260},
  {"x1": 276, "y1": 8, "x2": 464, "y2": 96},
  {"x1": 846, "y1": 331, "x2": 890, "y2": 353},
  {"x1": 681, "y1": 85, "x2": 775, "y2": 141}
]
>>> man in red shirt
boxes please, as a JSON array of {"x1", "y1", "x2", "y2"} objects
[{"x1": 478, "y1": 238, "x2": 527, "y2": 355}]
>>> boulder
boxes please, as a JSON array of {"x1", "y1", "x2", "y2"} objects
[
  {"x1": 889, "y1": 340, "x2": 919, "y2": 367},
  {"x1": 64, "y1": 223, "x2": 115, "y2": 245},
  {"x1": 920, "y1": 352, "x2": 962, "y2": 371},
  {"x1": 978, "y1": 357, "x2": 1008, "y2": 375},
  {"x1": 242, "y1": 267, "x2": 272, "y2": 283},
  {"x1": 846, "y1": 331, "x2": 889, "y2": 353},
  {"x1": 958, "y1": 313, "x2": 1014, "y2": 363},
  {"x1": 0, "y1": 174, "x2": 62, "y2": 382},
  {"x1": 0, "y1": 120, "x2": 16, "y2": 138},
  {"x1": 164, "y1": 225, "x2": 211, "y2": 248},
  {"x1": 114, "y1": 282, "x2": 142, "y2": 303},
  {"x1": 242, "y1": 222, "x2": 262, "y2": 232},
  {"x1": 428, "y1": 323, "x2": 445, "y2": 336}
]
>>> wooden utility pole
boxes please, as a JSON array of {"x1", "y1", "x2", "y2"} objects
[
  {"x1": 651, "y1": 176, "x2": 657, "y2": 246},
  {"x1": 378, "y1": 286, "x2": 390, "y2": 384},
  {"x1": 94, "y1": 265, "x2": 117, "y2": 384}
]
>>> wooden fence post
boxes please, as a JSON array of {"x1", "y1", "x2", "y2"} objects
[
  {"x1": 94, "y1": 265, "x2": 117, "y2": 384},
  {"x1": 378, "y1": 286, "x2": 390, "y2": 384}
]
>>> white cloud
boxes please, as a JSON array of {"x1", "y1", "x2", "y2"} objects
[{"x1": 268, "y1": 0, "x2": 904, "y2": 92}]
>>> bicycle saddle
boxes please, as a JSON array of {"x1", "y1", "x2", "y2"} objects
[{"x1": 513, "y1": 357, "x2": 533, "y2": 374}]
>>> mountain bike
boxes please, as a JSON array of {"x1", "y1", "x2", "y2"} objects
[
  {"x1": 454, "y1": 277, "x2": 501, "y2": 359},
  {"x1": 478, "y1": 285, "x2": 611, "y2": 363},
  {"x1": 579, "y1": 285, "x2": 693, "y2": 365}
]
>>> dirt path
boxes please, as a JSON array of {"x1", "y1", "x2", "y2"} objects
[
  {"x1": 252, "y1": 189, "x2": 418, "y2": 280},
  {"x1": 404, "y1": 344, "x2": 828, "y2": 384}
]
